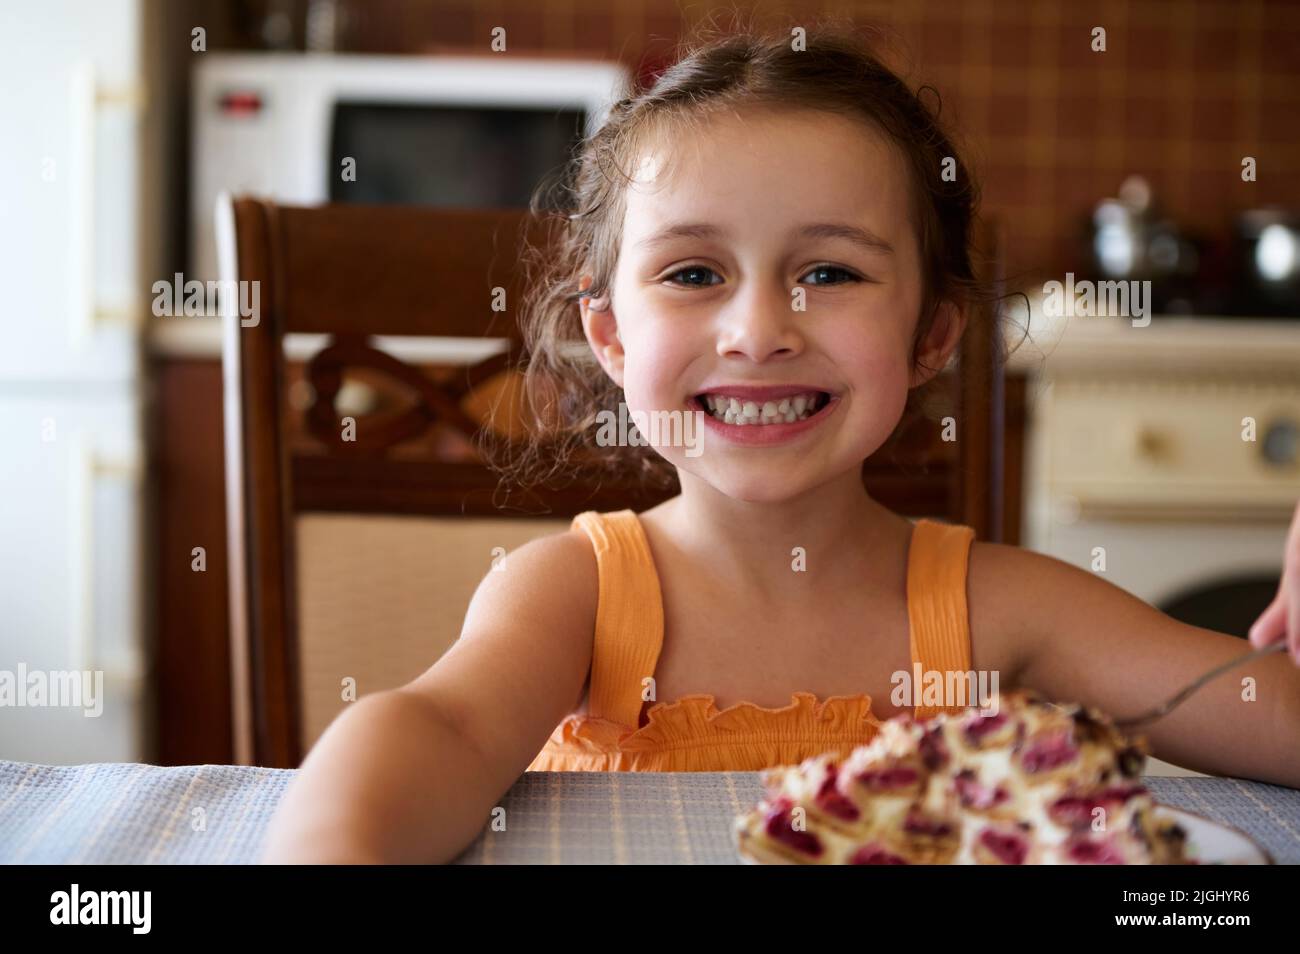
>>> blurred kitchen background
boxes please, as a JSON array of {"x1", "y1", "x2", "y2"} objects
[{"x1": 1, "y1": 0, "x2": 1297, "y2": 767}]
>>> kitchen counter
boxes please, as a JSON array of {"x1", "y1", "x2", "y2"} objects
[
  {"x1": 1006, "y1": 311, "x2": 1300, "y2": 377},
  {"x1": 150, "y1": 316, "x2": 512, "y2": 364}
]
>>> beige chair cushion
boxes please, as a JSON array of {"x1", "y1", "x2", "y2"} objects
[{"x1": 294, "y1": 514, "x2": 571, "y2": 753}]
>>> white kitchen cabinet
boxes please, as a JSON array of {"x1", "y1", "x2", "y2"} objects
[{"x1": 0, "y1": 0, "x2": 150, "y2": 762}]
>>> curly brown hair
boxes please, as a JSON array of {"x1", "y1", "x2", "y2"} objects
[{"x1": 485, "y1": 15, "x2": 1003, "y2": 499}]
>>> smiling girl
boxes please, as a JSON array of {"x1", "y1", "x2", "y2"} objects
[{"x1": 261, "y1": 22, "x2": 1300, "y2": 864}]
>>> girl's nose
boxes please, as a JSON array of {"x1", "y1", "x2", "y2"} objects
[{"x1": 715, "y1": 284, "x2": 805, "y2": 362}]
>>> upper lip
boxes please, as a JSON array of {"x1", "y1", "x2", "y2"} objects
[{"x1": 693, "y1": 385, "x2": 832, "y2": 401}]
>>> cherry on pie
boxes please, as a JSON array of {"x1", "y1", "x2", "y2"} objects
[{"x1": 733, "y1": 689, "x2": 1190, "y2": 864}]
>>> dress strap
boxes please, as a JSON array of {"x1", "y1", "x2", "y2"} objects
[
  {"x1": 570, "y1": 510, "x2": 665, "y2": 728},
  {"x1": 906, "y1": 518, "x2": 976, "y2": 720}
]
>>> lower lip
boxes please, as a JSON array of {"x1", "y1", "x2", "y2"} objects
[{"x1": 693, "y1": 397, "x2": 840, "y2": 446}]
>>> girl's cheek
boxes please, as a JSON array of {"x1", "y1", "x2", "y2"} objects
[
  {"x1": 622, "y1": 330, "x2": 694, "y2": 409},
  {"x1": 841, "y1": 346, "x2": 915, "y2": 441},
  {"x1": 840, "y1": 337, "x2": 912, "y2": 394}
]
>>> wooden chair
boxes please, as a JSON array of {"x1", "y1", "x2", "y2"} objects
[{"x1": 220, "y1": 196, "x2": 1005, "y2": 767}]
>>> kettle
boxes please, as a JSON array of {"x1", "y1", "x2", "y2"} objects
[{"x1": 1089, "y1": 176, "x2": 1199, "y2": 313}]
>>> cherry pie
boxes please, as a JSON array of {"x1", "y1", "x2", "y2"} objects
[{"x1": 733, "y1": 689, "x2": 1190, "y2": 864}]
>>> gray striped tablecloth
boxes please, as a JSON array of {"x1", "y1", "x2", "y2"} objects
[{"x1": 1, "y1": 759, "x2": 1296, "y2": 864}]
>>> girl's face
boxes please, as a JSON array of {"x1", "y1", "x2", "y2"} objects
[{"x1": 581, "y1": 107, "x2": 962, "y2": 504}]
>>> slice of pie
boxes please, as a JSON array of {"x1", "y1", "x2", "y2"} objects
[{"x1": 733, "y1": 689, "x2": 1190, "y2": 864}]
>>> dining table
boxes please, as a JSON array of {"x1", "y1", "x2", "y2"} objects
[{"x1": 1, "y1": 758, "x2": 1298, "y2": 864}]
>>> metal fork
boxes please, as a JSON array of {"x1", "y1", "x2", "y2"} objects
[{"x1": 1113, "y1": 641, "x2": 1289, "y2": 730}]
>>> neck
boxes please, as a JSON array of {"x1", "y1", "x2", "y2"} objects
[{"x1": 664, "y1": 466, "x2": 896, "y2": 593}]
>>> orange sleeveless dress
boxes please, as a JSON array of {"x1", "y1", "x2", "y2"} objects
[{"x1": 526, "y1": 509, "x2": 976, "y2": 773}]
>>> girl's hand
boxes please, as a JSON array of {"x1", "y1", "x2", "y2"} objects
[{"x1": 1249, "y1": 501, "x2": 1300, "y2": 664}]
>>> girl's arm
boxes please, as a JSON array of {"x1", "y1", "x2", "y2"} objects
[
  {"x1": 259, "y1": 529, "x2": 598, "y2": 863},
  {"x1": 971, "y1": 542, "x2": 1300, "y2": 788}
]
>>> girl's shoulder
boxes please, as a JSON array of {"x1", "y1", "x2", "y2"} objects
[
  {"x1": 966, "y1": 540, "x2": 1099, "y2": 684},
  {"x1": 966, "y1": 539, "x2": 1159, "y2": 687},
  {"x1": 968, "y1": 539, "x2": 1119, "y2": 614},
  {"x1": 504, "y1": 526, "x2": 599, "y2": 602},
  {"x1": 463, "y1": 526, "x2": 600, "y2": 645}
]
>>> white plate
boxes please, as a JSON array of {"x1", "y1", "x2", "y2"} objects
[
  {"x1": 735, "y1": 804, "x2": 1273, "y2": 864},
  {"x1": 1163, "y1": 806, "x2": 1273, "y2": 865}
]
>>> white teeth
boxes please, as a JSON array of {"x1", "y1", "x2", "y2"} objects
[{"x1": 697, "y1": 391, "x2": 826, "y2": 426}]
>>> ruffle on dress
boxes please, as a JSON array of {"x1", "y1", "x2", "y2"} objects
[{"x1": 526, "y1": 691, "x2": 884, "y2": 773}]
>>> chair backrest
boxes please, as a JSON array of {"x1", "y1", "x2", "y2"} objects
[{"x1": 221, "y1": 197, "x2": 1004, "y2": 767}]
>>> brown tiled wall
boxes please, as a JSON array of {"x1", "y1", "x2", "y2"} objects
[{"x1": 270, "y1": 0, "x2": 1300, "y2": 276}]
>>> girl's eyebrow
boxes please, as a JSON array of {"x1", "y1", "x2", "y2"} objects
[{"x1": 635, "y1": 221, "x2": 894, "y2": 255}]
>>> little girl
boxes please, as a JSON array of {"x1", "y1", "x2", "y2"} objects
[{"x1": 262, "y1": 23, "x2": 1300, "y2": 863}]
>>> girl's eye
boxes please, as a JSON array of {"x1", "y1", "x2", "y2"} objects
[
  {"x1": 801, "y1": 265, "x2": 862, "y2": 286},
  {"x1": 664, "y1": 265, "x2": 722, "y2": 288},
  {"x1": 662, "y1": 264, "x2": 863, "y2": 288}
]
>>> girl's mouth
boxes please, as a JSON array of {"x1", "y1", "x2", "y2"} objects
[{"x1": 690, "y1": 390, "x2": 832, "y2": 426}]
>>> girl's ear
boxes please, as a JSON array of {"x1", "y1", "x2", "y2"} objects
[
  {"x1": 578, "y1": 274, "x2": 624, "y2": 386},
  {"x1": 909, "y1": 300, "x2": 967, "y2": 388}
]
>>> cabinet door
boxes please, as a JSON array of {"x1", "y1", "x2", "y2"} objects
[
  {"x1": 0, "y1": 393, "x2": 145, "y2": 764},
  {"x1": 0, "y1": 0, "x2": 143, "y2": 383}
]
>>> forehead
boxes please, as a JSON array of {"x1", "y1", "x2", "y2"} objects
[{"x1": 622, "y1": 107, "x2": 916, "y2": 251}]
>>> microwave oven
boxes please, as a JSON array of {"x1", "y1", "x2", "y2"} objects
[{"x1": 190, "y1": 52, "x2": 630, "y2": 285}]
